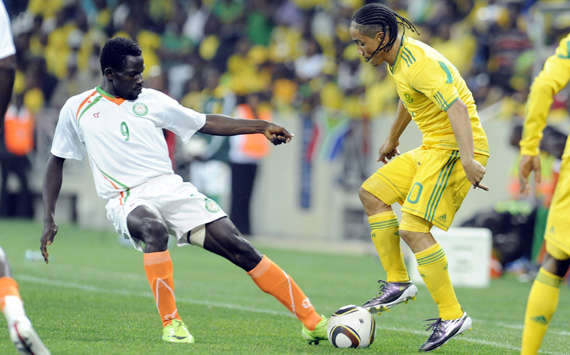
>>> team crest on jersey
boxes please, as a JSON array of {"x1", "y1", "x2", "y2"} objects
[
  {"x1": 132, "y1": 102, "x2": 148, "y2": 116},
  {"x1": 204, "y1": 198, "x2": 220, "y2": 213},
  {"x1": 404, "y1": 93, "x2": 413, "y2": 103}
]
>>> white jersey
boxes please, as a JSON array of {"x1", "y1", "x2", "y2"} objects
[
  {"x1": 0, "y1": 1, "x2": 15, "y2": 59},
  {"x1": 51, "y1": 87, "x2": 206, "y2": 201}
]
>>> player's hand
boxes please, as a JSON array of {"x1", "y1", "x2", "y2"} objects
[
  {"x1": 40, "y1": 219, "x2": 58, "y2": 264},
  {"x1": 264, "y1": 123, "x2": 293, "y2": 145},
  {"x1": 519, "y1": 154, "x2": 541, "y2": 194},
  {"x1": 378, "y1": 140, "x2": 400, "y2": 163},
  {"x1": 462, "y1": 158, "x2": 488, "y2": 191}
]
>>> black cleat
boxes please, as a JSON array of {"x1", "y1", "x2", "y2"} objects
[
  {"x1": 362, "y1": 280, "x2": 418, "y2": 313},
  {"x1": 419, "y1": 312, "x2": 472, "y2": 352}
]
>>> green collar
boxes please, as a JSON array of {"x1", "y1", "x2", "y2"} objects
[
  {"x1": 389, "y1": 35, "x2": 405, "y2": 74},
  {"x1": 96, "y1": 86, "x2": 117, "y2": 99}
]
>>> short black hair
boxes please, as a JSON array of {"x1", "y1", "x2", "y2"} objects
[
  {"x1": 99, "y1": 37, "x2": 142, "y2": 74},
  {"x1": 352, "y1": 3, "x2": 419, "y2": 52}
]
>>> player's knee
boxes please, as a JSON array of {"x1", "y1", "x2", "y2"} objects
[
  {"x1": 230, "y1": 233, "x2": 262, "y2": 271},
  {"x1": 359, "y1": 187, "x2": 389, "y2": 215},
  {"x1": 399, "y1": 229, "x2": 435, "y2": 253},
  {"x1": 542, "y1": 253, "x2": 570, "y2": 277},
  {"x1": 139, "y1": 218, "x2": 169, "y2": 252}
]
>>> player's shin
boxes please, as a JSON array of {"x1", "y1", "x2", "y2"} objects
[
  {"x1": 415, "y1": 243, "x2": 463, "y2": 320},
  {"x1": 521, "y1": 268, "x2": 562, "y2": 355},
  {"x1": 143, "y1": 251, "x2": 181, "y2": 326},
  {"x1": 248, "y1": 255, "x2": 322, "y2": 330},
  {"x1": 369, "y1": 211, "x2": 409, "y2": 282}
]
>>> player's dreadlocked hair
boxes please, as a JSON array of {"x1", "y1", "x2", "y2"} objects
[
  {"x1": 352, "y1": 3, "x2": 419, "y2": 58},
  {"x1": 99, "y1": 37, "x2": 142, "y2": 74}
]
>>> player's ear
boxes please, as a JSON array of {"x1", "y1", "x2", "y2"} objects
[
  {"x1": 375, "y1": 30, "x2": 386, "y2": 43},
  {"x1": 103, "y1": 67, "x2": 114, "y2": 79}
]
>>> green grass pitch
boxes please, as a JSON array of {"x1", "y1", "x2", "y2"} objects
[{"x1": 0, "y1": 219, "x2": 568, "y2": 354}]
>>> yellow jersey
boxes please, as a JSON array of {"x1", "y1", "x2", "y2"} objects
[
  {"x1": 520, "y1": 33, "x2": 570, "y2": 157},
  {"x1": 387, "y1": 35, "x2": 489, "y2": 156}
]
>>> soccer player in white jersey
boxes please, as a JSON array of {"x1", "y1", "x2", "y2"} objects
[
  {"x1": 0, "y1": 2, "x2": 50, "y2": 354},
  {"x1": 40, "y1": 37, "x2": 328, "y2": 344}
]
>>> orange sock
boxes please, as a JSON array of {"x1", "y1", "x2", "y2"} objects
[
  {"x1": 248, "y1": 256, "x2": 321, "y2": 330},
  {"x1": 143, "y1": 251, "x2": 181, "y2": 327},
  {"x1": 0, "y1": 277, "x2": 20, "y2": 311}
]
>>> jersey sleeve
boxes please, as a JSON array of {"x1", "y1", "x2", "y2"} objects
[
  {"x1": 411, "y1": 58, "x2": 460, "y2": 112},
  {"x1": 154, "y1": 90, "x2": 206, "y2": 142},
  {"x1": 520, "y1": 34, "x2": 570, "y2": 156},
  {"x1": 50, "y1": 101, "x2": 85, "y2": 160}
]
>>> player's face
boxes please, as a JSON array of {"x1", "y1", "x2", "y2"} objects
[
  {"x1": 349, "y1": 24, "x2": 384, "y2": 66},
  {"x1": 111, "y1": 55, "x2": 144, "y2": 100}
]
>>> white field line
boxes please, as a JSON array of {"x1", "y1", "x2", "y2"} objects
[
  {"x1": 17, "y1": 274, "x2": 566, "y2": 354},
  {"x1": 490, "y1": 321, "x2": 570, "y2": 337}
]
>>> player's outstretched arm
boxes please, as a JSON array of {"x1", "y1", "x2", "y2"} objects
[
  {"x1": 41, "y1": 154, "x2": 65, "y2": 263},
  {"x1": 378, "y1": 100, "x2": 411, "y2": 163},
  {"x1": 199, "y1": 114, "x2": 293, "y2": 145},
  {"x1": 447, "y1": 99, "x2": 488, "y2": 190}
]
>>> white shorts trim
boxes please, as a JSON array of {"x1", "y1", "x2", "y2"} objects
[{"x1": 105, "y1": 174, "x2": 226, "y2": 252}]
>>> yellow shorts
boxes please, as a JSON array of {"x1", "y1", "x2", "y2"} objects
[
  {"x1": 544, "y1": 156, "x2": 570, "y2": 257},
  {"x1": 362, "y1": 147, "x2": 488, "y2": 231}
]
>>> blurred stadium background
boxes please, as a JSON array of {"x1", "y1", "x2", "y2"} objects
[{"x1": 2, "y1": 0, "x2": 570, "y2": 279}]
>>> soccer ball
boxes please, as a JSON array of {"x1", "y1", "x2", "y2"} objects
[{"x1": 327, "y1": 305, "x2": 376, "y2": 348}]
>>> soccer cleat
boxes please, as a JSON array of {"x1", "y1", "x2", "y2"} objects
[
  {"x1": 362, "y1": 280, "x2": 418, "y2": 313},
  {"x1": 418, "y1": 312, "x2": 472, "y2": 352},
  {"x1": 8, "y1": 318, "x2": 50, "y2": 355},
  {"x1": 162, "y1": 319, "x2": 195, "y2": 344},
  {"x1": 301, "y1": 315, "x2": 328, "y2": 345}
]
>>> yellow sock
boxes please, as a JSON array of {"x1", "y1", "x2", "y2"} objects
[
  {"x1": 415, "y1": 243, "x2": 462, "y2": 320},
  {"x1": 521, "y1": 268, "x2": 562, "y2": 355},
  {"x1": 369, "y1": 211, "x2": 409, "y2": 282}
]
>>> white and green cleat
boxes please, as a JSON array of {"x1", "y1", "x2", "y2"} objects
[
  {"x1": 162, "y1": 319, "x2": 195, "y2": 344},
  {"x1": 301, "y1": 316, "x2": 328, "y2": 345}
]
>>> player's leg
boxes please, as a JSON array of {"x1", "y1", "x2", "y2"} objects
[
  {"x1": 127, "y1": 206, "x2": 193, "y2": 343},
  {"x1": 201, "y1": 217, "x2": 327, "y2": 343},
  {"x1": 521, "y1": 246, "x2": 569, "y2": 355},
  {"x1": 360, "y1": 152, "x2": 417, "y2": 312},
  {"x1": 398, "y1": 217, "x2": 471, "y2": 352},
  {"x1": 522, "y1": 154, "x2": 570, "y2": 354},
  {"x1": 0, "y1": 247, "x2": 50, "y2": 354}
]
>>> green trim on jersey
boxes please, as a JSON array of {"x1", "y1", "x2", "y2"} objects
[
  {"x1": 438, "y1": 61, "x2": 453, "y2": 83},
  {"x1": 96, "y1": 86, "x2": 117, "y2": 98},
  {"x1": 556, "y1": 40, "x2": 570, "y2": 59},
  {"x1": 389, "y1": 35, "x2": 405, "y2": 74},
  {"x1": 97, "y1": 166, "x2": 131, "y2": 203},
  {"x1": 78, "y1": 95, "x2": 102, "y2": 123},
  {"x1": 402, "y1": 47, "x2": 416, "y2": 66},
  {"x1": 444, "y1": 97, "x2": 459, "y2": 112}
]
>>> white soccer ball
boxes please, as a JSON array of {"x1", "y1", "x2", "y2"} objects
[{"x1": 327, "y1": 305, "x2": 376, "y2": 348}]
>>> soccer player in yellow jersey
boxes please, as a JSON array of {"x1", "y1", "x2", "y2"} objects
[
  {"x1": 519, "y1": 33, "x2": 570, "y2": 355},
  {"x1": 349, "y1": 4, "x2": 489, "y2": 352}
]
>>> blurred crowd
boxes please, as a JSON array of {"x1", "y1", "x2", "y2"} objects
[{"x1": 2, "y1": 0, "x2": 568, "y2": 125}]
